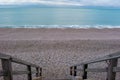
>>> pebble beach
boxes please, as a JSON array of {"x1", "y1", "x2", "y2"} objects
[{"x1": 0, "y1": 28, "x2": 120, "y2": 80}]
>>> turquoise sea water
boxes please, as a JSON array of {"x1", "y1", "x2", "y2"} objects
[{"x1": 0, "y1": 7, "x2": 120, "y2": 28}]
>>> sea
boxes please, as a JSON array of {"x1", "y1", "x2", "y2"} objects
[{"x1": 0, "y1": 6, "x2": 120, "y2": 28}]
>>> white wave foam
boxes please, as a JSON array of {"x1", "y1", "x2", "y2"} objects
[{"x1": 0, "y1": 25, "x2": 120, "y2": 29}]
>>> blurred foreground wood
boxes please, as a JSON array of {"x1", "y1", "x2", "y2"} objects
[
  {"x1": 0, "y1": 53, "x2": 42, "y2": 80},
  {"x1": 70, "y1": 52, "x2": 120, "y2": 80},
  {"x1": 33, "y1": 77, "x2": 42, "y2": 80}
]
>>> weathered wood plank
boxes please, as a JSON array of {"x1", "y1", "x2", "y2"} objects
[
  {"x1": 0, "y1": 70, "x2": 37, "y2": 76},
  {"x1": 113, "y1": 67, "x2": 120, "y2": 72},
  {"x1": 33, "y1": 77, "x2": 42, "y2": 80},
  {"x1": 86, "y1": 68, "x2": 107, "y2": 72},
  {"x1": 12, "y1": 71, "x2": 29, "y2": 75}
]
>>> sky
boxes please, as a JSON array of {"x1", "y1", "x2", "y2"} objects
[{"x1": 0, "y1": 0, "x2": 120, "y2": 7}]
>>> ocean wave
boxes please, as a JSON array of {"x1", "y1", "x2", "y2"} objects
[{"x1": 0, "y1": 25, "x2": 120, "y2": 29}]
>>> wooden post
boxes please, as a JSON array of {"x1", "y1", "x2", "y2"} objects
[
  {"x1": 106, "y1": 59, "x2": 118, "y2": 80},
  {"x1": 70, "y1": 66, "x2": 73, "y2": 75},
  {"x1": 36, "y1": 67, "x2": 39, "y2": 77},
  {"x1": 2, "y1": 59, "x2": 13, "y2": 80},
  {"x1": 73, "y1": 66, "x2": 77, "y2": 76},
  {"x1": 27, "y1": 66, "x2": 32, "y2": 80},
  {"x1": 40, "y1": 68, "x2": 42, "y2": 76},
  {"x1": 82, "y1": 64, "x2": 88, "y2": 79}
]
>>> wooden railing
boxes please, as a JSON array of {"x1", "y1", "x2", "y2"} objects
[
  {"x1": 0, "y1": 53, "x2": 42, "y2": 80},
  {"x1": 70, "y1": 52, "x2": 120, "y2": 80}
]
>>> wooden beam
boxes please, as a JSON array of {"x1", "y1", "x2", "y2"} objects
[
  {"x1": 86, "y1": 68, "x2": 107, "y2": 72},
  {"x1": 12, "y1": 71, "x2": 30, "y2": 75},
  {"x1": 0, "y1": 53, "x2": 39, "y2": 67},
  {"x1": 12, "y1": 58, "x2": 39, "y2": 67},
  {"x1": 74, "y1": 52, "x2": 120, "y2": 66}
]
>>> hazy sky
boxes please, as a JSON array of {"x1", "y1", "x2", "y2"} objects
[{"x1": 0, "y1": 0, "x2": 119, "y2": 7}]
